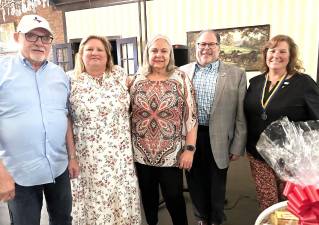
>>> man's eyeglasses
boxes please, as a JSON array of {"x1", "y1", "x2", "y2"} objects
[
  {"x1": 197, "y1": 42, "x2": 219, "y2": 49},
  {"x1": 24, "y1": 33, "x2": 54, "y2": 44}
]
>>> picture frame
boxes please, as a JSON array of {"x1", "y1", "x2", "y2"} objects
[
  {"x1": 317, "y1": 45, "x2": 319, "y2": 83},
  {"x1": 0, "y1": 22, "x2": 17, "y2": 56},
  {"x1": 187, "y1": 24, "x2": 270, "y2": 71}
]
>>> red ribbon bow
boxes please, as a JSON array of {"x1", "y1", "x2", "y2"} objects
[{"x1": 283, "y1": 182, "x2": 319, "y2": 225}]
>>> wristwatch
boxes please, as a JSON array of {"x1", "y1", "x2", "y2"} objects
[{"x1": 183, "y1": 144, "x2": 196, "y2": 152}]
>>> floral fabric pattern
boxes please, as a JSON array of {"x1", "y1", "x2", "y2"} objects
[
  {"x1": 68, "y1": 66, "x2": 141, "y2": 225},
  {"x1": 130, "y1": 69, "x2": 197, "y2": 167}
]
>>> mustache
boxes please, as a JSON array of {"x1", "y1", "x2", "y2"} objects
[{"x1": 200, "y1": 50, "x2": 213, "y2": 54}]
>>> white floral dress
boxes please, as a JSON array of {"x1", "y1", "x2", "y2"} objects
[{"x1": 69, "y1": 66, "x2": 141, "y2": 225}]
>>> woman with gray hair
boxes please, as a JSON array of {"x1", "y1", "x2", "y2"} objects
[
  {"x1": 130, "y1": 34, "x2": 198, "y2": 225},
  {"x1": 66, "y1": 35, "x2": 141, "y2": 224}
]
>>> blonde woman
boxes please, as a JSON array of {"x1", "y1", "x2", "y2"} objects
[
  {"x1": 66, "y1": 35, "x2": 141, "y2": 225},
  {"x1": 130, "y1": 35, "x2": 198, "y2": 225}
]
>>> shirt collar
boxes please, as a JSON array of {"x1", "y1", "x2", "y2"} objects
[
  {"x1": 195, "y1": 60, "x2": 220, "y2": 72},
  {"x1": 18, "y1": 52, "x2": 48, "y2": 70}
]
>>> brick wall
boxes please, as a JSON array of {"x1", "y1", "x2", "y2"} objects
[{"x1": 0, "y1": 4, "x2": 65, "y2": 44}]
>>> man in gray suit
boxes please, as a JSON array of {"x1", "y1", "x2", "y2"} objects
[{"x1": 179, "y1": 30, "x2": 247, "y2": 225}]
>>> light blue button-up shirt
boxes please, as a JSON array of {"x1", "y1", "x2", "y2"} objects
[
  {"x1": 0, "y1": 54, "x2": 69, "y2": 186},
  {"x1": 193, "y1": 60, "x2": 220, "y2": 126}
]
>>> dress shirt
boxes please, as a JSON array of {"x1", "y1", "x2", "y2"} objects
[
  {"x1": 0, "y1": 53, "x2": 70, "y2": 186},
  {"x1": 193, "y1": 60, "x2": 220, "y2": 126}
]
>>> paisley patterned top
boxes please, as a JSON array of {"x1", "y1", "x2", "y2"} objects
[{"x1": 130, "y1": 69, "x2": 197, "y2": 167}]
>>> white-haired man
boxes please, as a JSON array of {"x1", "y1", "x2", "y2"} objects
[{"x1": 0, "y1": 14, "x2": 79, "y2": 225}]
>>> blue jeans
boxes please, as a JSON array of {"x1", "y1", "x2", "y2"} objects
[{"x1": 7, "y1": 169, "x2": 72, "y2": 225}]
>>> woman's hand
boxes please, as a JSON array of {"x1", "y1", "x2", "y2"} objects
[
  {"x1": 179, "y1": 150, "x2": 194, "y2": 170},
  {"x1": 68, "y1": 159, "x2": 80, "y2": 179},
  {"x1": 126, "y1": 76, "x2": 135, "y2": 89}
]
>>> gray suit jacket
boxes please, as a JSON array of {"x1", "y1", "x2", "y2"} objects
[{"x1": 179, "y1": 61, "x2": 247, "y2": 169}]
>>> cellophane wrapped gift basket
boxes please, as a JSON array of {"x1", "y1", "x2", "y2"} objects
[{"x1": 255, "y1": 117, "x2": 319, "y2": 225}]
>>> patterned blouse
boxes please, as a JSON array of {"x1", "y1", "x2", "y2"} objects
[{"x1": 130, "y1": 69, "x2": 198, "y2": 167}]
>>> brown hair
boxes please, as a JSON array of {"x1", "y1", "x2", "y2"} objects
[
  {"x1": 73, "y1": 35, "x2": 114, "y2": 78},
  {"x1": 260, "y1": 34, "x2": 304, "y2": 74}
]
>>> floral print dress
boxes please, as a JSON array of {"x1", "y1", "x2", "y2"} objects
[{"x1": 68, "y1": 66, "x2": 141, "y2": 225}]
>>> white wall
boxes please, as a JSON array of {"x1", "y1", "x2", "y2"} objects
[
  {"x1": 65, "y1": 0, "x2": 319, "y2": 80},
  {"x1": 66, "y1": 3, "x2": 140, "y2": 39}
]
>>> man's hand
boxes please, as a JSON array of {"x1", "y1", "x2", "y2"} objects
[
  {"x1": 179, "y1": 150, "x2": 194, "y2": 170},
  {"x1": 229, "y1": 153, "x2": 240, "y2": 161},
  {"x1": 0, "y1": 165, "x2": 15, "y2": 202},
  {"x1": 68, "y1": 159, "x2": 80, "y2": 179}
]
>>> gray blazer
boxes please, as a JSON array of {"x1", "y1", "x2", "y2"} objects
[{"x1": 179, "y1": 61, "x2": 247, "y2": 169}]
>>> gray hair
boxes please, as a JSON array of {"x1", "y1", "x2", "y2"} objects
[
  {"x1": 140, "y1": 34, "x2": 176, "y2": 76},
  {"x1": 196, "y1": 29, "x2": 221, "y2": 44}
]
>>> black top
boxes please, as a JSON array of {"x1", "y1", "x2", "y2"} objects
[
  {"x1": 244, "y1": 72, "x2": 319, "y2": 161},
  {"x1": 263, "y1": 80, "x2": 279, "y2": 104}
]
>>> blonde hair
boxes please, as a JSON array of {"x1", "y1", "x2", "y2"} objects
[
  {"x1": 73, "y1": 35, "x2": 114, "y2": 78},
  {"x1": 140, "y1": 34, "x2": 176, "y2": 77}
]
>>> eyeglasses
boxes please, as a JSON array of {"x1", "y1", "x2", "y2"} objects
[
  {"x1": 197, "y1": 42, "x2": 219, "y2": 49},
  {"x1": 24, "y1": 32, "x2": 54, "y2": 44}
]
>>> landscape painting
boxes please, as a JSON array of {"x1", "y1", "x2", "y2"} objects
[{"x1": 187, "y1": 24, "x2": 270, "y2": 71}]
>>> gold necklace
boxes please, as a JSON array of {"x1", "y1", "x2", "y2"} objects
[{"x1": 260, "y1": 73, "x2": 287, "y2": 120}]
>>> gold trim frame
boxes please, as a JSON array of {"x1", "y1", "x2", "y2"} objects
[{"x1": 187, "y1": 24, "x2": 270, "y2": 71}]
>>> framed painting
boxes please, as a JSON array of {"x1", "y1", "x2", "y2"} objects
[
  {"x1": 187, "y1": 24, "x2": 270, "y2": 71},
  {"x1": 0, "y1": 22, "x2": 17, "y2": 56}
]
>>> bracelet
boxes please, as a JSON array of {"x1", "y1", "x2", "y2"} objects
[{"x1": 68, "y1": 154, "x2": 77, "y2": 160}]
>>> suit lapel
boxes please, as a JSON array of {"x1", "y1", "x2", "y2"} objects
[
  {"x1": 210, "y1": 62, "x2": 227, "y2": 115},
  {"x1": 189, "y1": 63, "x2": 196, "y2": 80}
]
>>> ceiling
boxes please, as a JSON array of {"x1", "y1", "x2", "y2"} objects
[{"x1": 51, "y1": 0, "x2": 148, "y2": 12}]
